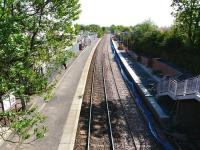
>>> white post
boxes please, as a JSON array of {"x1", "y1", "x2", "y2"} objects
[
  {"x1": 196, "y1": 76, "x2": 200, "y2": 93},
  {"x1": 174, "y1": 80, "x2": 178, "y2": 97},
  {"x1": 183, "y1": 79, "x2": 188, "y2": 96}
]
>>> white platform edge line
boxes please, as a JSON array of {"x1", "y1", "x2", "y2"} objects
[
  {"x1": 58, "y1": 39, "x2": 101, "y2": 150},
  {"x1": 112, "y1": 39, "x2": 152, "y2": 96},
  {"x1": 0, "y1": 43, "x2": 93, "y2": 148}
]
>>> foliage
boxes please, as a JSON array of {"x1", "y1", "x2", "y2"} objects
[
  {"x1": 110, "y1": 25, "x2": 131, "y2": 34},
  {"x1": 171, "y1": 0, "x2": 200, "y2": 47},
  {"x1": 0, "y1": 0, "x2": 80, "y2": 147},
  {"x1": 80, "y1": 24, "x2": 105, "y2": 37},
  {"x1": 0, "y1": 107, "x2": 47, "y2": 148},
  {"x1": 162, "y1": 29, "x2": 184, "y2": 50},
  {"x1": 74, "y1": 24, "x2": 81, "y2": 35},
  {"x1": 111, "y1": 19, "x2": 200, "y2": 75},
  {"x1": 41, "y1": 50, "x2": 76, "y2": 101},
  {"x1": 0, "y1": 0, "x2": 81, "y2": 106}
]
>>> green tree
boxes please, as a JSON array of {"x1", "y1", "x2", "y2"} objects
[
  {"x1": 162, "y1": 28, "x2": 184, "y2": 50},
  {"x1": 171, "y1": 0, "x2": 200, "y2": 46},
  {"x1": 0, "y1": 0, "x2": 81, "y2": 108},
  {"x1": 129, "y1": 21, "x2": 159, "y2": 54},
  {"x1": 0, "y1": 107, "x2": 47, "y2": 149},
  {"x1": 80, "y1": 24, "x2": 105, "y2": 37},
  {"x1": 0, "y1": 0, "x2": 80, "y2": 147},
  {"x1": 74, "y1": 24, "x2": 81, "y2": 35}
]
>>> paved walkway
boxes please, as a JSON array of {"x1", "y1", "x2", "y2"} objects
[{"x1": 0, "y1": 40, "x2": 100, "y2": 150}]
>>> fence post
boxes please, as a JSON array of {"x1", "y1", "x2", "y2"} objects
[
  {"x1": 174, "y1": 80, "x2": 177, "y2": 97},
  {"x1": 196, "y1": 77, "x2": 200, "y2": 93},
  {"x1": 183, "y1": 79, "x2": 188, "y2": 96}
]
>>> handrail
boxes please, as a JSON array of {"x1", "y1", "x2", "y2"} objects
[{"x1": 157, "y1": 75, "x2": 200, "y2": 100}]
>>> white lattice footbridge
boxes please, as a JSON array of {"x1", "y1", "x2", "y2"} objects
[{"x1": 157, "y1": 75, "x2": 200, "y2": 101}]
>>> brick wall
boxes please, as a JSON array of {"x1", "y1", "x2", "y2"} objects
[
  {"x1": 141, "y1": 56, "x2": 149, "y2": 66},
  {"x1": 127, "y1": 50, "x2": 180, "y2": 77},
  {"x1": 152, "y1": 58, "x2": 178, "y2": 76}
]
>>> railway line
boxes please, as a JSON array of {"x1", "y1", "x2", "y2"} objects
[
  {"x1": 87, "y1": 51, "x2": 114, "y2": 148},
  {"x1": 74, "y1": 38, "x2": 114, "y2": 150},
  {"x1": 74, "y1": 35, "x2": 160, "y2": 150},
  {"x1": 105, "y1": 35, "x2": 160, "y2": 149}
]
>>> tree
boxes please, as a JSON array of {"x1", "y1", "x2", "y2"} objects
[
  {"x1": 0, "y1": 0, "x2": 80, "y2": 147},
  {"x1": 110, "y1": 25, "x2": 131, "y2": 34},
  {"x1": 128, "y1": 20, "x2": 159, "y2": 54},
  {"x1": 80, "y1": 24, "x2": 105, "y2": 37},
  {"x1": 0, "y1": 0, "x2": 81, "y2": 107},
  {"x1": 162, "y1": 28, "x2": 184, "y2": 50},
  {"x1": 0, "y1": 107, "x2": 47, "y2": 149},
  {"x1": 74, "y1": 24, "x2": 81, "y2": 35},
  {"x1": 171, "y1": 0, "x2": 200, "y2": 46}
]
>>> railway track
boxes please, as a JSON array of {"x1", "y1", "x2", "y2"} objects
[
  {"x1": 75, "y1": 38, "x2": 114, "y2": 150},
  {"x1": 87, "y1": 62, "x2": 115, "y2": 150},
  {"x1": 104, "y1": 35, "x2": 160, "y2": 149},
  {"x1": 74, "y1": 35, "x2": 160, "y2": 150}
]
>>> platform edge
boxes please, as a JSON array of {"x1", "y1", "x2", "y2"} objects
[{"x1": 58, "y1": 39, "x2": 101, "y2": 150}]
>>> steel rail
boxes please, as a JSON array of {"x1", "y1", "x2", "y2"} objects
[
  {"x1": 86, "y1": 39, "x2": 115, "y2": 150},
  {"x1": 102, "y1": 63, "x2": 115, "y2": 150},
  {"x1": 106, "y1": 42, "x2": 139, "y2": 150},
  {"x1": 86, "y1": 61, "x2": 95, "y2": 150}
]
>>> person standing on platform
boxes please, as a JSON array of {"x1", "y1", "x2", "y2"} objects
[{"x1": 62, "y1": 56, "x2": 67, "y2": 69}]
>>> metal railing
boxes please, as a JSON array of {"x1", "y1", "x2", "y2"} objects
[{"x1": 157, "y1": 75, "x2": 200, "y2": 100}]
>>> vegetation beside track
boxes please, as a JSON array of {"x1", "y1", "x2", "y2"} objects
[
  {"x1": 0, "y1": 0, "x2": 80, "y2": 147},
  {"x1": 110, "y1": 0, "x2": 200, "y2": 75}
]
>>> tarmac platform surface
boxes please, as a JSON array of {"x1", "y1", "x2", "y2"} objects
[{"x1": 0, "y1": 39, "x2": 100, "y2": 150}]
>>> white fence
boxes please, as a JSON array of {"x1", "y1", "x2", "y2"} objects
[{"x1": 157, "y1": 75, "x2": 200, "y2": 101}]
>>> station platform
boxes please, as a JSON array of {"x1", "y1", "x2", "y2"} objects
[
  {"x1": 111, "y1": 40, "x2": 170, "y2": 127},
  {"x1": 0, "y1": 39, "x2": 100, "y2": 150}
]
